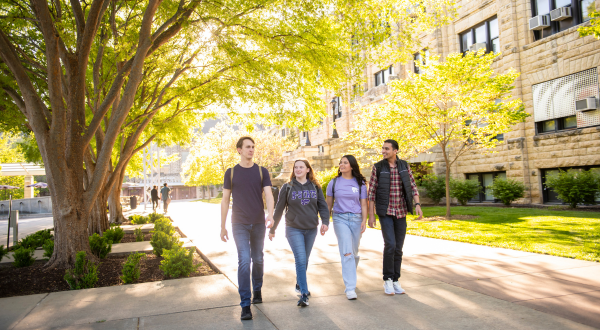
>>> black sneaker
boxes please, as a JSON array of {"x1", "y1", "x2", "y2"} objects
[
  {"x1": 295, "y1": 284, "x2": 310, "y2": 296},
  {"x1": 252, "y1": 291, "x2": 262, "y2": 304},
  {"x1": 297, "y1": 293, "x2": 309, "y2": 307},
  {"x1": 241, "y1": 306, "x2": 252, "y2": 320}
]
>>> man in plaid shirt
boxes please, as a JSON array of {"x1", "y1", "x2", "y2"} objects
[{"x1": 368, "y1": 139, "x2": 423, "y2": 295}]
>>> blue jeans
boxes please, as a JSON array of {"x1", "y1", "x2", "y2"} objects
[
  {"x1": 333, "y1": 213, "x2": 363, "y2": 292},
  {"x1": 232, "y1": 223, "x2": 266, "y2": 307},
  {"x1": 378, "y1": 215, "x2": 407, "y2": 281},
  {"x1": 285, "y1": 226, "x2": 318, "y2": 295}
]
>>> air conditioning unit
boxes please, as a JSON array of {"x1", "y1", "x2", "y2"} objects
[
  {"x1": 529, "y1": 15, "x2": 550, "y2": 30},
  {"x1": 550, "y1": 7, "x2": 571, "y2": 21},
  {"x1": 575, "y1": 97, "x2": 598, "y2": 112},
  {"x1": 469, "y1": 43, "x2": 487, "y2": 52}
]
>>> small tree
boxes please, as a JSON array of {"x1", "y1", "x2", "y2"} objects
[
  {"x1": 545, "y1": 169, "x2": 600, "y2": 208},
  {"x1": 420, "y1": 175, "x2": 446, "y2": 205},
  {"x1": 578, "y1": 7, "x2": 600, "y2": 39},
  {"x1": 347, "y1": 50, "x2": 528, "y2": 217},
  {"x1": 449, "y1": 179, "x2": 481, "y2": 206},
  {"x1": 489, "y1": 178, "x2": 526, "y2": 206}
]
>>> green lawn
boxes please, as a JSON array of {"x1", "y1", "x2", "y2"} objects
[
  {"x1": 192, "y1": 197, "x2": 223, "y2": 204},
  {"x1": 373, "y1": 206, "x2": 600, "y2": 262}
]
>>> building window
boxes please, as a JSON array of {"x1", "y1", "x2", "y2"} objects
[
  {"x1": 533, "y1": 68, "x2": 600, "y2": 134},
  {"x1": 532, "y1": 0, "x2": 597, "y2": 41},
  {"x1": 459, "y1": 17, "x2": 499, "y2": 54},
  {"x1": 413, "y1": 49, "x2": 429, "y2": 74},
  {"x1": 332, "y1": 96, "x2": 342, "y2": 119},
  {"x1": 374, "y1": 66, "x2": 394, "y2": 86},
  {"x1": 541, "y1": 166, "x2": 600, "y2": 203},
  {"x1": 466, "y1": 172, "x2": 507, "y2": 202},
  {"x1": 281, "y1": 129, "x2": 286, "y2": 137}
]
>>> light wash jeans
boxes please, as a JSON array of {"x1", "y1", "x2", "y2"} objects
[
  {"x1": 285, "y1": 226, "x2": 318, "y2": 295},
  {"x1": 333, "y1": 212, "x2": 363, "y2": 292}
]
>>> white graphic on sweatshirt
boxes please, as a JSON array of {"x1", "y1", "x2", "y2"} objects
[{"x1": 352, "y1": 187, "x2": 359, "y2": 193}]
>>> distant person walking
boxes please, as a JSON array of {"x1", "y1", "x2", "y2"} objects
[
  {"x1": 221, "y1": 137, "x2": 275, "y2": 321},
  {"x1": 151, "y1": 185, "x2": 160, "y2": 212},
  {"x1": 326, "y1": 155, "x2": 367, "y2": 300},
  {"x1": 270, "y1": 159, "x2": 329, "y2": 307},
  {"x1": 160, "y1": 183, "x2": 171, "y2": 214},
  {"x1": 368, "y1": 139, "x2": 423, "y2": 296}
]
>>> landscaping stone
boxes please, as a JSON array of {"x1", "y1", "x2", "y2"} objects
[
  {"x1": 1, "y1": 249, "x2": 45, "y2": 264},
  {"x1": 120, "y1": 224, "x2": 154, "y2": 234},
  {"x1": 109, "y1": 238, "x2": 193, "y2": 257}
]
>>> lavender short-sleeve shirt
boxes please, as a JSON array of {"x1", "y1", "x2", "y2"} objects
[{"x1": 326, "y1": 176, "x2": 367, "y2": 214}]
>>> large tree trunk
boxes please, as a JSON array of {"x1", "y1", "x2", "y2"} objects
[
  {"x1": 89, "y1": 189, "x2": 109, "y2": 235},
  {"x1": 108, "y1": 181, "x2": 126, "y2": 224}
]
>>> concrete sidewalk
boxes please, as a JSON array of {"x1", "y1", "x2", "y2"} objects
[{"x1": 1, "y1": 200, "x2": 598, "y2": 330}]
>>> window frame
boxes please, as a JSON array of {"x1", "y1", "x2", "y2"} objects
[
  {"x1": 374, "y1": 66, "x2": 394, "y2": 87},
  {"x1": 531, "y1": 0, "x2": 594, "y2": 41},
  {"x1": 535, "y1": 115, "x2": 578, "y2": 134},
  {"x1": 541, "y1": 166, "x2": 600, "y2": 203},
  {"x1": 466, "y1": 171, "x2": 507, "y2": 203},
  {"x1": 413, "y1": 49, "x2": 429, "y2": 74},
  {"x1": 459, "y1": 16, "x2": 499, "y2": 54}
]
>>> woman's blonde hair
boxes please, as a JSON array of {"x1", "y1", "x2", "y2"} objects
[{"x1": 289, "y1": 159, "x2": 320, "y2": 187}]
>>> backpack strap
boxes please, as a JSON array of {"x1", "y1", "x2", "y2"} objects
[
  {"x1": 331, "y1": 177, "x2": 338, "y2": 199},
  {"x1": 230, "y1": 164, "x2": 264, "y2": 191},
  {"x1": 230, "y1": 166, "x2": 234, "y2": 190},
  {"x1": 285, "y1": 182, "x2": 293, "y2": 212}
]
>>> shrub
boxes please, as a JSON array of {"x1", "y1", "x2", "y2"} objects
[
  {"x1": 150, "y1": 231, "x2": 181, "y2": 257},
  {"x1": 216, "y1": 191, "x2": 223, "y2": 198},
  {"x1": 0, "y1": 245, "x2": 8, "y2": 262},
  {"x1": 129, "y1": 214, "x2": 149, "y2": 224},
  {"x1": 64, "y1": 251, "x2": 98, "y2": 290},
  {"x1": 489, "y1": 178, "x2": 526, "y2": 206},
  {"x1": 135, "y1": 228, "x2": 144, "y2": 242},
  {"x1": 148, "y1": 212, "x2": 165, "y2": 223},
  {"x1": 160, "y1": 246, "x2": 199, "y2": 278},
  {"x1": 89, "y1": 233, "x2": 112, "y2": 259},
  {"x1": 316, "y1": 167, "x2": 339, "y2": 196},
  {"x1": 103, "y1": 227, "x2": 124, "y2": 244},
  {"x1": 420, "y1": 175, "x2": 446, "y2": 205},
  {"x1": 13, "y1": 247, "x2": 36, "y2": 267},
  {"x1": 545, "y1": 169, "x2": 600, "y2": 208},
  {"x1": 450, "y1": 179, "x2": 481, "y2": 206},
  {"x1": 43, "y1": 239, "x2": 54, "y2": 259},
  {"x1": 120, "y1": 252, "x2": 146, "y2": 284},
  {"x1": 15, "y1": 229, "x2": 53, "y2": 250},
  {"x1": 153, "y1": 218, "x2": 175, "y2": 236}
]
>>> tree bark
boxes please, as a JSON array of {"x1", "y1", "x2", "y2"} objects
[
  {"x1": 88, "y1": 188, "x2": 109, "y2": 235},
  {"x1": 442, "y1": 146, "x2": 451, "y2": 219},
  {"x1": 108, "y1": 181, "x2": 126, "y2": 224}
]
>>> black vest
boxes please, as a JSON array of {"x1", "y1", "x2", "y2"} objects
[{"x1": 374, "y1": 158, "x2": 414, "y2": 217}]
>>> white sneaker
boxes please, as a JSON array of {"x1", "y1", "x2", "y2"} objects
[
  {"x1": 393, "y1": 281, "x2": 406, "y2": 294},
  {"x1": 346, "y1": 290, "x2": 357, "y2": 300},
  {"x1": 383, "y1": 279, "x2": 395, "y2": 295}
]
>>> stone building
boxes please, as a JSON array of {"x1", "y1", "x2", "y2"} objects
[{"x1": 275, "y1": 0, "x2": 600, "y2": 205}]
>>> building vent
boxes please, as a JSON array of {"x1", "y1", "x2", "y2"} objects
[
  {"x1": 575, "y1": 97, "x2": 597, "y2": 112},
  {"x1": 529, "y1": 15, "x2": 550, "y2": 30},
  {"x1": 550, "y1": 7, "x2": 571, "y2": 21},
  {"x1": 469, "y1": 43, "x2": 487, "y2": 52}
]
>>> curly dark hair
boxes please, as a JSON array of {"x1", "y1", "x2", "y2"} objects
[{"x1": 337, "y1": 155, "x2": 366, "y2": 185}]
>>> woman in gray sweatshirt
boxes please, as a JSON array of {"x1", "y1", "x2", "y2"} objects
[{"x1": 269, "y1": 159, "x2": 330, "y2": 307}]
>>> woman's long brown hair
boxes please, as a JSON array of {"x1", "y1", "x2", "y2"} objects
[{"x1": 289, "y1": 159, "x2": 320, "y2": 187}]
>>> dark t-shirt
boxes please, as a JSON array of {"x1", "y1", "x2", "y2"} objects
[
  {"x1": 151, "y1": 189, "x2": 159, "y2": 200},
  {"x1": 224, "y1": 164, "x2": 271, "y2": 224}
]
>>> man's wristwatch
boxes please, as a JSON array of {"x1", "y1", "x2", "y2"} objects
[{"x1": 415, "y1": 203, "x2": 421, "y2": 206}]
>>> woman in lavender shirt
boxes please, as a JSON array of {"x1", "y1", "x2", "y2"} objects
[{"x1": 326, "y1": 155, "x2": 368, "y2": 300}]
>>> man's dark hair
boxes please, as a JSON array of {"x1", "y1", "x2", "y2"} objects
[
  {"x1": 163, "y1": 183, "x2": 167, "y2": 186},
  {"x1": 236, "y1": 136, "x2": 255, "y2": 149},
  {"x1": 383, "y1": 139, "x2": 399, "y2": 151}
]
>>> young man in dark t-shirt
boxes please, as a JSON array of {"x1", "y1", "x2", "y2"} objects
[{"x1": 221, "y1": 136, "x2": 274, "y2": 321}]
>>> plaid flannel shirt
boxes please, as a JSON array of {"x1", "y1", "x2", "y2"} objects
[{"x1": 367, "y1": 162, "x2": 419, "y2": 218}]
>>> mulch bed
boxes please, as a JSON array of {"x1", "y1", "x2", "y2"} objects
[
  {"x1": 414, "y1": 215, "x2": 479, "y2": 221},
  {"x1": 120, "y1": 233, "x2": 152, "y2": 243},
  {"x1": 0, "y1": 251, "x2": 218, "y2": 298}
]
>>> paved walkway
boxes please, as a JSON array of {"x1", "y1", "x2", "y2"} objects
[{"x1": 1, "y1": 200, "x2": 598, "y2": 329}]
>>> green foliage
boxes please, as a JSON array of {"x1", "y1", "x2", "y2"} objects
[
  {"x1": 135, "y1": 228, "x2": 144, "y2": 242},
  {"x1": 545, "y1": 169, "x2": 600, "y2": 208},
  {"x1": 160, "y1": 246, "x2": 199, "y2": 278},
  {"x1": 103, "y1": 227, "x2": 125, "y2": 244},
  {"x1": 15, "y1": 229, "x2": 53, "y2": 250},
  {"x1": 129, "y1": 215, "x2": 149, "y2": 225},
  {"x1": 64, "y1": 251, "x2": 98, "y2": 290},
  {"x1": 12, "y1": 247, "x2": 36, "y2": 267},
  {"x1": 43, "y1": 239, "x2": 54, "y2": 259},
  {"x1": 578, "y1": 9, "x2": 600, "y2": 39},
  {"x1": 420, "y1": 175, "x2": 446, "y2": 205},
  {"x1": 488, "y1": 178, "x2": 526, "y2": 206},
  {"x1": 450, "y1": 179, "x2": 481, "y2": 206},
  {"x1": 153, "y1": 218, "x2": 175, "y2": 236},
  {"x1": 150, "y1": 231, "x2": 181, "y2": 257},
  {"x1": 89, "y1": 233, "x2": 112, "y2": 259},
  {"x1": 216, "y1": 191, "x2": 223, "y2": 198},
  {"x1": 120, "y1": 252, "x2": 146, "y2": 284},
  {"x1": 0, "y1": 245, "x2": 8, "y2": 262},
  {"x1": 316, "y1": 167, "x2": 339, "y2": 196},
  {"x1": 148, "y1": 213, "x2": 165, "y2": 223}
]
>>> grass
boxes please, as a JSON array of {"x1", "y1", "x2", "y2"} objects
[
  {"x1": 191, "y1": 197, "x2": 223, "y2": 204},
  {"x1": 371, "y1": 206, "x2": 600, "y2": 262}
]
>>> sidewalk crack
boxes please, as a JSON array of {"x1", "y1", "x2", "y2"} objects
[{"x1": 9, "y1": 293, "x2": 49, "y2": 330}]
